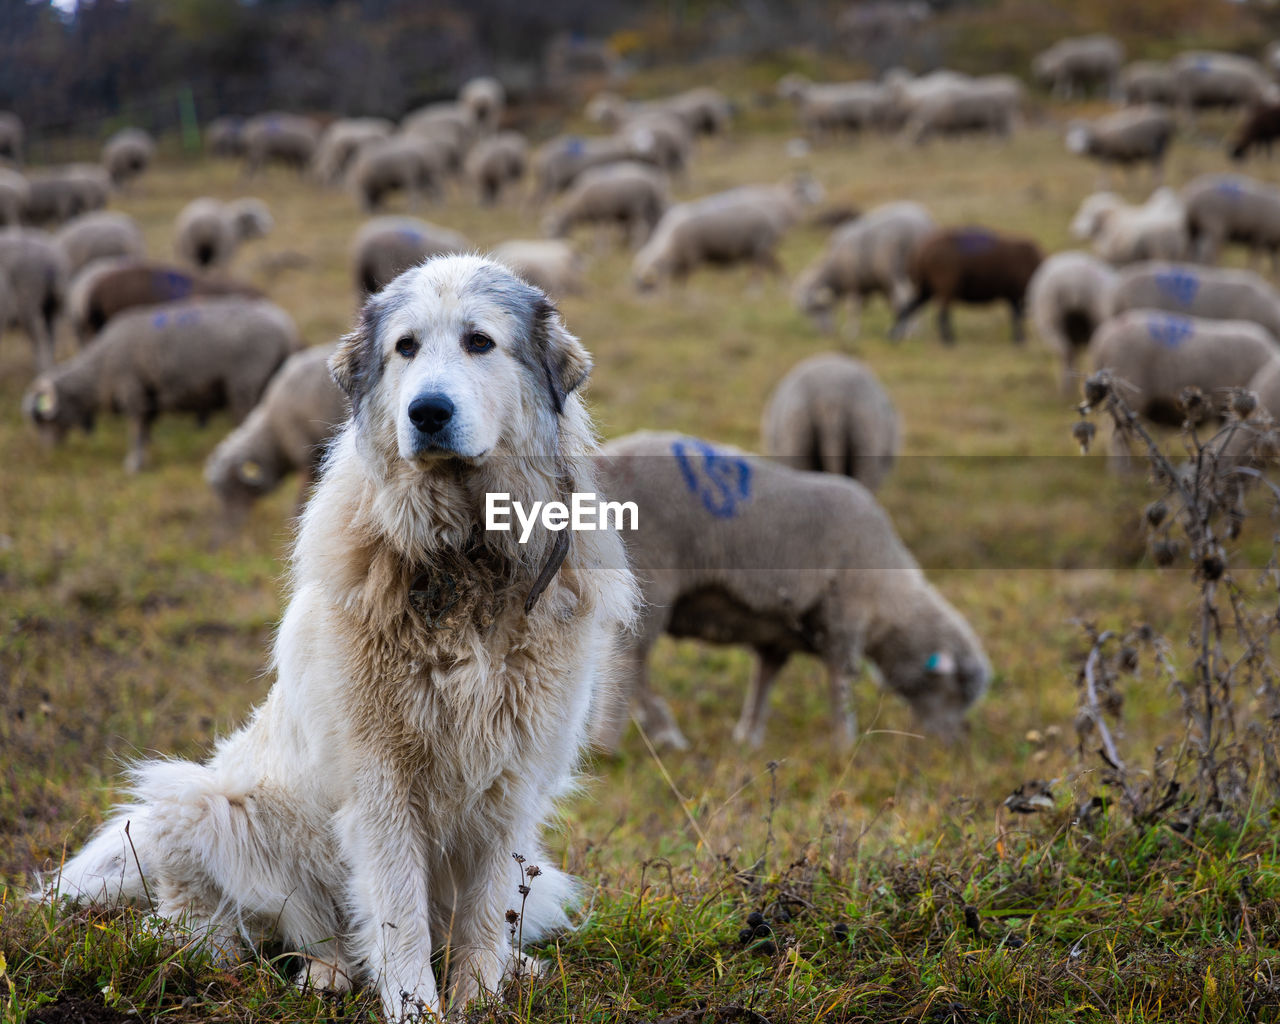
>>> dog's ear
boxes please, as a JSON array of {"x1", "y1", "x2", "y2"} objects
[
  {"x1": 330, "y1": 305, "x2": 381, "y2": 414},
  {"x1": 532, "y1": 298, "x2": 591, "y2": 415}
]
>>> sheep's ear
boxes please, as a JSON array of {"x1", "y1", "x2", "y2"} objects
[
  {"x1": 329, "y1": 305, "x2": 381, "y2": 413},
  {"x1": 31, "y1": 380, "x2": 57, "y2": 421},
  {"x1": 237, "y1": 459, "x2": 265, "y2": 485},
  {"x1": 532, "y1": 298, "x2": 591, "y2": 414},
  {"x1": 925, "y1": 651, "x2": 956, "y2": 675}
]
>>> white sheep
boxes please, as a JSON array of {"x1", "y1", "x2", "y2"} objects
[
  {"x1": 1088, "y1": 310, "x2": 1279, "y2": 466},
  {"x1": 204, "y1": 343, "x2": 348, "y2": 524},
  {"x1": 1027, "y1": 250, "x2": 1118, "y2": 392},
  {"x1": 1066, "y1": 105, "x2": 1175, "y2": 184},
  {"x1": 1032, "y1": 35, "x2": 1124, "y2": 99},
  {"x1": 1171, "y1": 51, "x2": 1274, "y2": 114},
  {"x1": 101, "y1": 128, "x2": 155, "y2": 188},
  {"x1": 173, "y1": 197, "x2": 272, "y2": 270},
  {"x1": 900, "y1": 74, "x2": 1023, "y2": 145},
  {"x1": 350, "y1": 216, "x2": 471, "y2": 299},
  {"x1": 463, "y1": 131, "x2": 528, "y2": 204},
  {"x1": 0, "y1": 167, "x2": 30, "y2": 226},
  {"x1": 348, "y1": 134, "x2": 448, "y2": 211},
  {"x1": 24, "y1": 297, "x2": 300, "y2": 473},
  {"x1": 1110, "y1": 262, "x2": 1280, "y2": 342},
  {"x1": 792, "y1": 200, "x2": 936, "y2": 337},
  {"x1": 459, "y1": 76, "x2": 505, "y2": 134},
  {"x1": 242, "y1": 112, "x2": 319, "y2": 175},
  {"x1": 761, "y1": 353, "x2": 900, "y2": 490},
  {"x1": 593, "y1": 430, "x2": 989, "y2": 751},
  {"x1": 1070, "y1": 188, "x2": 1189, "y2": 265},
  {"x1": 540, "y1": 161, "x2": 669, "y2": 248},
  {"x1": 0, "y1": 230, "x2": 69, "y2": 372},
  {"x1": 1120, "y1": 61, "x2": 1177, "y2": 106},
  {"x1": 312, "y1": 117, "x2": 394, "y2": 185},
  {"x1": 1182, "y1": 173, "x2": 1280, "y2": 266},
  {"x1": 55, "y1": 211, "x2": 146, "y2": 277},
  {"x1": 490, "y1": 239, "x2": 584, "y2": 297}
]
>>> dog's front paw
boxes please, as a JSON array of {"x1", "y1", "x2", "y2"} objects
[{"x1": 293, "y1": 955, "x2": 354, "y2": 994}]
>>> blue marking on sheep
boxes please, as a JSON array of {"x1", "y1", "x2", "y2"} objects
[
  {"x1": 953, "y1": 229, "x2": 996, "y2": 254},
  {"x1": 151, "y1": 311, "x2": 168, "y2": 328},
  {"x1": 1216, "y1": 179, "x2": 1243, "y2": 200},
  {"x1": 396, "y1": 228, "x2": 424, "y2": 243},
  {"x1": 1146, "y1": 313, "x2": 1194, "y2": 348},
  {"x1": 154, "y1": 270, "x2": 192, "y2": 300},
  {"x1": 1154, "y1": 268, "x2": 1199, "y2": 306},
  {"x1": 672, "y1": 438, "x2": 752, "y2": 518},
  {"x1": 565, "y1": 137, "x2": 586, "y2": 157}
]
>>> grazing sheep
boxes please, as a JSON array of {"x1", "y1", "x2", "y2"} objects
[
  {"x1": 1182, "y1": 173, "x2": 1280, "y2": 266},
  {"x1": 631, "y1": 181, "x2": 818, "y2": 290},
  {"x1": 400, "y1": 102, "x2": 474, "y2": 171},
  {"x1": 1088, "y1": 310, "x2": 1278, "y2": 463},
  {"x1": 1070, "y1": 188, "x2": 1189, "y2": 265},
  {"x1": 23, "y1": 297, "x2": 300, "y2": 473},
  {"x1": 23, "y1": 165, "x2": 110, "y2": 226},
  {"x1": 348, "y1": 134, "x2": 447, "y2": 211},
  {"x1": 204, "y1": 343, "x2": 347, "y2": 523},
  {"x1": 541, "y1": 161, "x2": 669, "y2": 247},
  {"x1": 350, "y1": 216, "x2": 471, "y2": 299},
  {"x1": 792, "y1": 200, "x2": 936, "y2": 336},
  {"x1": 901, "y1": 74, "x2": 1023, "y2": 144},
  {"x1": 0, "y1": 230, "x2": 69, "y2": 372},
  {"x1": 101, "y1": 128, "x2": 155, "y2": 187},
  {"x1": 889, "y1": 227, "x2": 1043, "y2": 345},
  {"x1": 68, "y1": 260, "x2": 262, "y2": 343},
  {"x1": 761, "y1": 353, "x2": 900, "y2": 490},
  {"x1": 593, "y1": 431, "x2": 989, "y2": 751},
  {"x1": 173, "y1": 197, "x2": 272, "y2": 270},
  {"x1": 242, "y1": 112, "x2": 319, "y2": 175},
  {"x1": 205, "y1": 116, "x2": 246, "y2": 158},
  {"x1": 618, "y1": 111, "x2": 692, "y2": 178},
  {"x1": 1120, "y1": 61, "x2": 1177, "y2": 106},
  {"x1": 463, "y1": 131, "x2": 528, "y2": 204},
  {"x1": 1066, "y1": 105, "x2": 1175, "y2": 182},
  {"x1": 0, "y1": 111, "x2": 23, "y2": 163},
  {"x1": 459, "y1": 76, "x2": 505, "y2": 133},
  {"x1": 788, "y1": 79, "x2": 894, "y2": 140},
  {"x1": 662, "y1": 87, "x2": 734, "y2": 137},
  {"x1": 1027, "y1": 251, "x2": 1118, "y2": 392},
  {"x1": 0, "y1": 168, "x2": 30, "y2": 225},
  {"x1": 490, "y1": 239, "x2": 584, "y2": 297},
  {"x1": 1172, "y1": 52, "x2": 1274, "y2": 113},
  {"x1": 312, "y1": 117, "x2": 394, "y2": 185},
  {"x1": 1110, "y1": 262, "x2": 1280, "y2": 343},
  {"x1": 1033, "y1": 35, "x2": 1124, "y2": 99},
  {"x1": 55, "y1": 211, "x2": 146, "y2": 277},
  {"x1": 1230, "y1": 102, "x2": 1280, "y2": 161},
  {"x1": 531, "y1": 134, "x2": 636, "y2": 199}
]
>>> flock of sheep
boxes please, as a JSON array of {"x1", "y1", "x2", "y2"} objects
[{"x1": 7, "y1": 30, "x2": 1280, "y2": 743}]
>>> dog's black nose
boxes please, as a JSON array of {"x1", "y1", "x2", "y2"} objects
[{"x1": 408, "y1": 393, "x2": 454, "y2": 433}]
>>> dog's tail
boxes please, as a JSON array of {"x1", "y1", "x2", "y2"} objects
[{"x1": 35, "y1": 758, "x2": 209, "y2": 908}]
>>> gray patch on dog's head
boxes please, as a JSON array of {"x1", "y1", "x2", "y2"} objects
[
  {"x1": 329, "y1": 294, "x2": 389, "y2": 416},
  {"x1": 464, "y1": 262, "x2": 592, "y2": 414}
]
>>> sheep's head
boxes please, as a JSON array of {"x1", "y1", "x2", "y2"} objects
[
  {"x1": 23, "y1": 376, "x2": 89, "y2": 444},
  {"x1": 228, "y1": 198, "x2": 273, "y2": 242},
  {"x1": 204, "y1": 444, "x2": 280, "y2": 522},
  {"x1": 791, "y1": 265, "x2": 835, "y2": 331},
  {"x1": 1069, "y1": 192, "x2": 1120, "y2": 241}
]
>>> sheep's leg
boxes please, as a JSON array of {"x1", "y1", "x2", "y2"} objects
[
  {"x1": 824, "y1": 662, "x2": 857, "y2": 751},
  {"x1": 1009, "y1": 298, "x2": 1027, "y2": 345},
  {"x1": 124, "y1": 413, "x2": 155, "y2": 474},
  {"x1": 888, "y1": 291, "x2": 928, "y2": 341},
  {"x1": 936, "y1": 302, "x2": 956, "y2": 345},
  {"x1": 839, "y1": 296, "x2": 862, "y2": 343},
  {"x1": 731, "y1": 648, "x2": 789, "y2": 749}
]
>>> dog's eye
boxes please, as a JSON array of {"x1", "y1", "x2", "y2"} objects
[
  {"x1": 395, "y1": 335, "x2": 418, "y2": 358},
  {"x1": 464, "y1": 331, "x2": 495, "y2": 354}
]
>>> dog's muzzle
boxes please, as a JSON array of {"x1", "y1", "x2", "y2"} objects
[{"x1": 406, "y1": 391, "x2": 461, "y2": 455}]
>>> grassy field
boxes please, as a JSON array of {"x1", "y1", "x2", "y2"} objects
[{"x1": 3, "y1": 71, "x2": 1280, "y2": 1023}]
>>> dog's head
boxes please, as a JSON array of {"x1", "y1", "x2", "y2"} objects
[{"x1": 330, "y1": 254, "x2": 591, "y2": 467}]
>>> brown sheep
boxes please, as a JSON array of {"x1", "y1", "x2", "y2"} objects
[
  {"x1": 69, "y1": 260, "x2": 262, "y2": 343},
  {"x1": 23, "y1": 297, "x2": 300, "y2": 473},
  {"x1": 889, "y1": 227, "x2": 1043, "y2": 345}
]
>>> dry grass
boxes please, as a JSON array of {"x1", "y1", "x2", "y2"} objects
[{"x1": 2, "y1": 70, "x2": 1279, "y2": 1022}]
